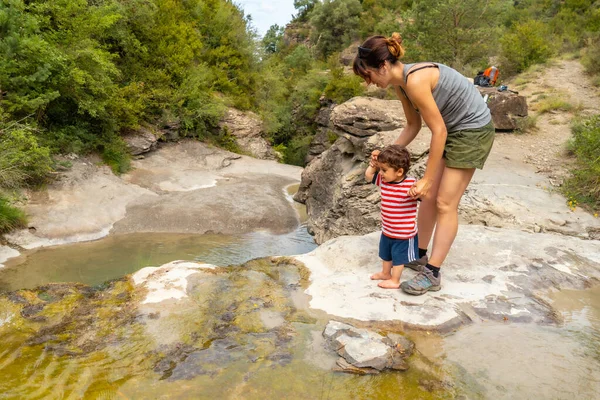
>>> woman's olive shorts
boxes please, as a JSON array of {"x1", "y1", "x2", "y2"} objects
[{"x1": 444, "y1": 120, "x2": 495, "y2": 169}]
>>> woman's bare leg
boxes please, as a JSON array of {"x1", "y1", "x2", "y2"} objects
[
  {"x1": 428, "y1": 167, "x2": 476, "y2": 267},
  {"x1": 416, "y1": 159, "x2": 446, "y2": 250}
]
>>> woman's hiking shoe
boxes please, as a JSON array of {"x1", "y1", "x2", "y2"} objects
[
  {"x1": 404, "y1": 255, "x2": 428, "y2": 272},
  {"x1": 400, "y1": 268, "x2": 441, "y2": 295}
]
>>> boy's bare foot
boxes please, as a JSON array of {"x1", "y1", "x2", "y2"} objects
[
  {"x1": 370, "y1": 272, "x2": 392, "y2": 280},
  {"x1": 378, "y1": 279, "x2": 400, "y2": 289}
]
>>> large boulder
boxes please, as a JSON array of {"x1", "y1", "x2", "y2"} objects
[
  {"x1": 218, "y1": 108, "x2": 277, "y2": 160},
  {"x1": 294, "y1": 96, "x2": 431, "y2": 244},
  {"x1": 339, "y1": 42, "x2": 359, "y2": 66},
  {"x1": 479, "y1": 87, "x2": 528, "y2": 130},
  {"x1": 306, "y1": 98, "x2": 336, "y2": 164},
  {"x1": 123, "y1": 125, "x2": 163, "y2": 156}
]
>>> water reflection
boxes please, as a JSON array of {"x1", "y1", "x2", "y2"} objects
[{"x1": 430, "y1": 287, "x2": 600, "y2": 399}]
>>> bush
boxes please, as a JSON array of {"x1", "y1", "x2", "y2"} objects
[
  {"x1": 562, "y1": 115, "x2": 600, "y2": 210},
  {"x1": 0, "y1": 126, "x2": 52, "y2": 187},
  {"x1": 101, "y1": 135, "x2": 131, "y2": 175},
  {"x1": 500, "y1": 20, "x2": 555, "y2": 75},
  {"x1": 323, "y1": 67, "x2": 364, "y2": 104},
  {"x1": 282, "y1": 135, "x2": 313, "y2": 166},
  {"x1": 535, "y1": 95, "x2": 576, "y2": 114},
  {"x1": 582, "y1": 34, "x2": 600, "y2": 76},
  {"x1": 0, "y1": 196, "x2": 27, "y2": 234}
]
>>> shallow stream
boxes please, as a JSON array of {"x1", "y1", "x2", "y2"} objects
[{"x1": 0, "y1": 186, "x2": 598, "y2": 399}]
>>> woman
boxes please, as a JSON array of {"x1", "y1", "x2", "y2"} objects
[{"x1": 353, "y1": 33, "x2": 495, "y2": 295}]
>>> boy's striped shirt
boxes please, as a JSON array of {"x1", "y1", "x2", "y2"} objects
[{"x1": 373, "y1": 172, "x2": 418, "y2": 239}]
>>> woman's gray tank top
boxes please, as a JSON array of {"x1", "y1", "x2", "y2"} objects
[{"x1": 402, "y1": 63, "x2": 491, "y2": 132}]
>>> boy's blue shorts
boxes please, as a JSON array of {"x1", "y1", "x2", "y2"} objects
[{"x1": 379, "y1": 233, "x2": 419, "y2": 266}]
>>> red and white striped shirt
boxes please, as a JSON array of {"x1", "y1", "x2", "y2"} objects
[{"x1": 373, "y1": 173, "x2": 418, "y2": 239}]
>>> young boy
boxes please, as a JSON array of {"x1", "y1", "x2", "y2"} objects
[{"x1": 365, "y1": 144, "x2": 419, "y2": 289}]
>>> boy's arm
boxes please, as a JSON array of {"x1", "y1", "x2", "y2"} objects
[
  {"x1": 365, "y1": 163, "x2": 378, "y2": 183},
  {"x1": 365, "y1": 150, "x2": 380, "y2": 183}
]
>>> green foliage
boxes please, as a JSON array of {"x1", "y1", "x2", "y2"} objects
[
  {"x1": 500, "y1": 20, "x2": 555, "y2": 75},
  {"x1": 515, "y1": 115, "x2": 538, "y2": 133},
  {"x1": 0, "y1": 0, "x2": 257, "y2": 170},
  {"x1": 205, "y1": 127, "x2": 243, "y2": 154},
  {"x1": 0, "y1": 126, "x2": 52, "y2": 186},
  {"x1": 359, "y1": 0, "x2": 409, "y2": 38},
  {"x1": 562, "y1": 115, "x2": 600, "y2": 210},
  {"x1": 582, "y1": 34, "x2": 600, "y2": 76},
  {"x1": 310, "y1": 0, "x2": 362, "y2": 59},
  {"x1": 101, "y1": 134, "x2": 130, "y2": 175},
  {"x1": 263, "y1": 24, "x2": 285, "y2": 54},
  {"x1": 282, "y1": 134, "x2": 313, "y2": 166},
  {"x1": 284, "y1": 45, "x2": 314, "y2": 77},
  {"x1": 0, "y1": 195, "x2": 27, "y2": 234},
  {"x1": 401, "y1": 0, "x2": 506, "y2": 73},
  {"x1": 294, "y1": 0, "x2": 318, "y2": 21},
  {"x1": 535, "y1": 95, "x2": 576, "y2": 114},
  {"x1": 324, "y1": 67, "x2": 364, "y2": 104}
]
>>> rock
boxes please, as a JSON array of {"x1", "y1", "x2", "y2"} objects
[
  {"x1": 296, "y1": 226, "x2": 600, "y2": 330},
  {"x1": 478, "y1": 87, "x2": 528, "y2": 130},
  {"x1": 123, "y1": 125, "x2": 163, "y2": 155},
  {"x1": 339, "y1": 337, "x2": 391, "y2": 370},
  {"x1": 282, "y1": 21, "x2": 310, "y2": 47},
  {"x1": 334, "y1": 358, "x2": 380, "y2": 375},
  {"x1": 295, "y1": 96, "x2": 431, "y2": 244},
  {"x1": 159, "y1": 118, "x2": 181, "y2": 141},
  {"x1": 218, "y1": 108, "x2": 277, "y2": 160},
  {"x1": 322, "y1": 320, "x2": 414, "y2": 373},
  {"x1": 390, "y1": 355, "x2": 410, "y2": 371},
  {"x1": 386, "y1": 333, "x2": 415, "y2": 358},
  {"x1": 330, "y1": 97, "x2": 406, "y2": 137},
  {"x1": 339, "y1": 42, "x2": 359, "y2": 66},
  {"x1": 306, "y1": 99, "x2": 337, "y2": 164},
  {"x1": 6, "y1": 141, "x2": 302, "y2": 249}
]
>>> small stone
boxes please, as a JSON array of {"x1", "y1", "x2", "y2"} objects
[
  {"x1": 334, "y1": 358, "x2": 380, "y2": 375},
  {"x1": 390, "y1": 356, "x2": 409, "y2": 371}
]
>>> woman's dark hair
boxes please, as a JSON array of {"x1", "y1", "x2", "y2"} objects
[
  {"x1": 377, "y1": 144, "x2": 410, "y2": 173},
  {"x1": 353, "y1": 33, "x2": 405, "y2": 82}
]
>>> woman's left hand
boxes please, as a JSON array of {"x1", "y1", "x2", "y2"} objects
[{"x1": 408, "y1": 178, "x2": 433, "y2": 199}]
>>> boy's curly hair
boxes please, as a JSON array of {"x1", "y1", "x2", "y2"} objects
[{"x1": 377, "y1": 144, "x2": 410, "y2": 172}]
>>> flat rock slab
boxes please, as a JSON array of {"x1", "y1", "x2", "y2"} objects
[
  {"x1": 462, "y1": 145, "x2": 600, "y2": 239},
  {"x1": 296, "y1": 226, "x2": 600, "y2": 331},
  {"x1": 112, "y1": 175, "x2": 299, "y2": 235},
  {"x1": 6, "y1": 141, "x2": 303, "y2": 249},
  {"x1": 0, "y1": 246, "x2": 20, "y2": 268}
]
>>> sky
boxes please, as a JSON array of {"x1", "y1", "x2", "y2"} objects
[{"x1": 235, "y1": 0, "x2": 297, "y2": 37}]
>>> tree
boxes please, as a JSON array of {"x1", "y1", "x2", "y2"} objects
[
  {"x1": 262, "y1": 24, "x2": 284, "y2": 54},
  {"x1": 401, "y1": 0, "x2": 507, "y2": 73},
  {"x1": 310, "y1": 0, "x2": 362, "y2": 59},
  {"x1": 294, "y1": 0, "x2": 318, "y2": 20}
]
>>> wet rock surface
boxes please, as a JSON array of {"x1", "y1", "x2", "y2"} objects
[
  {"x1": 323, "y1": 321, "x2": 413, "y2": 374},
  {"x1": 0, "y1": 257, "x2": 447, "y2": 398}
]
